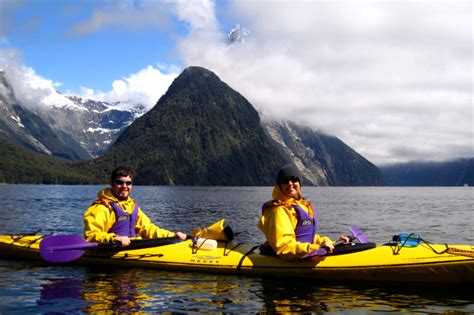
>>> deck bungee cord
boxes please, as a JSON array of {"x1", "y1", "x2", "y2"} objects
[{"x1": 389, "y1": 233, "x2": 474, "y2": 258}]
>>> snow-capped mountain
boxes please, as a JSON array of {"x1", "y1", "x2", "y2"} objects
[
  {"x1": 0, "y1": 70, "x2": 147, "y2": 160},
  {"x1": 225, "y1": 24, "x2": 251, "y2": 44},
  {"x1": 44, "y1": 95, "x2": 147, "y2": 158}
]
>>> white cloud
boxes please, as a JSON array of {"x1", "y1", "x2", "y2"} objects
[
  {"x1": 0, "y1": 47, "x2": 177, "y2": 112},
  {"x1": 78, "y1": 64, "x2": 180, "y2": 108},
  {"x1": 172, "y1": 0, "x2": 473, "y2": 165},
  {"x1": 0, "y1": 48, "x2": 78, "y2": 110}
]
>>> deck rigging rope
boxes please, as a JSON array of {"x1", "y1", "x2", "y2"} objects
[{"x1": 390, "y1": 235, "x2": 474, "y2": 258}]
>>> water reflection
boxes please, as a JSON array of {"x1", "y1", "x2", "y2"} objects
[
  {"x1": 38, "y1": 269, "x2": 148, "y2": 313},
  {"x1": 36, "y1": 268, "x2": 264, "y2": 313},
  {"x1": 259, "y1": 277, "x2": 474, "y2": 313},
  {"x1": 38, "y1": 277, "x2": 85, "y2": 313},
  {"x1": 35, "y1": 267, "x2": 474, "y2": 313},
  {"x1": 83, "y1": 270, "x2": 148, "y2": 313}
]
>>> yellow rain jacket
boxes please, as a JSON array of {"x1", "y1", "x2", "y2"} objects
[
  {"x1": 258, "y1": 185, "x2": 333, "y2": 260},
  {"x1": 84, "y1": 188, "x2": 176, "y2": 243}
]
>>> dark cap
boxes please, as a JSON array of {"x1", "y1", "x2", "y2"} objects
[{"x1": 276, "y1": 164, "x2": 302, "y2": 183}]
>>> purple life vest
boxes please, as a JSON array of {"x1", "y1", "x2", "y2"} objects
[
  {"x1": 293, "y1": 204, "x2": 317, "y2": 243},
  {"x1": 108, "y1": 202, "x2": 138, "y2": 237}
]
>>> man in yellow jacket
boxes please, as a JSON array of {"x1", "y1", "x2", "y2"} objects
[
  {"x1": 258, "y1": 164, "x2": 348, "y2": 260},
  {"x1": 84, "y1": 166, "x2": 186, "y2": 246}
]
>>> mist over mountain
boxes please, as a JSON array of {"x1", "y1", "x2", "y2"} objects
[
  {"x1": 0, "y1": 71, "x2": 89, "y2": 160},
  {"x1": 0, "y1": 70, "x2": 147, "y2": 159}
]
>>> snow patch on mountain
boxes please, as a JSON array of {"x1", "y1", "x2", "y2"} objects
[
  {"x1": 226, "y1": 24, "x2": 251, "y2": 45},
  {"x1": 0, "y1": 68, "x2": 148, "y2": 159}
]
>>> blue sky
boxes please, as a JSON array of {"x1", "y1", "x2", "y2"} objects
[
  {"x1": 3, "y1": 1, "x2": 192, "y2": 91},
  {"x1": 0, "y1": 0, "x2": 472, "y2": 165}
]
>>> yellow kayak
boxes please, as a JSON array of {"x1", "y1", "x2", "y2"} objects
[{"x1": 0, "y1": 234, "x2": 472, "y2": 284}]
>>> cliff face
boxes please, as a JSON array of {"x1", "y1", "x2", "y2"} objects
[{"x1": 264, "y1": 121, "x2": 385, "y2": 186}]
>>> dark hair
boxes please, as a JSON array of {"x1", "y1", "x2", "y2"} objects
[
  {"x1": 110, "y1": 166, "x2": 134, "y2": 183},
  {"x1": 276, "y1": 164, "x2": 302, "y2": 184}
]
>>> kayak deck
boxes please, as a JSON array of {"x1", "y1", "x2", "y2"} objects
[{"x1": 0, "y1": 234, "x2": 473, "y2": 283}]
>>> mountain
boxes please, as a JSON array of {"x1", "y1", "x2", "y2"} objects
[
  {"x1": 0, "y1": 70, "x2": 147, "y2": 159},
  {"x1": 81, "y1": 66, "x2": 385, "y2": 186},
  {"x1": 0, "y1": 71, "x2": 89, "y2": 160},
  {"x1": 83, "y1": 66, "x2": 288, "y2": 185},
  {"x1": 225, "y1": 24, "x2": 251, "y2": 44},
  {"x1": 43, "y1": 95, "x2": 147, "y2": 157},
  {"x1": 264, "y1": 121, "x2": 385, "y2": 186},
  {"x1": 0, "y1": 133, "x2": 90, "y2": 184},
  {"x1": 380, "y1": 159, "x2": 474, "y2": 186},
  {"x1": 1, "y1": 65, "x2": 387, "y2": 186}
]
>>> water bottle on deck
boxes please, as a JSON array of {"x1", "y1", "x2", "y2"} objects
[{"x1": 393, "y1": 233, "x2": 421, "y2": 247}]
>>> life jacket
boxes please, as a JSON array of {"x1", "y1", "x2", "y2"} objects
[
  {"x1": 293, "y1": 204, "x2": 317, "y2": 243},
  {"x1": 108, "y1": 202, "x2": 138, "y2": 237},
  {"x1": 261, "y1": 200, "x2": 318, "y2": 243}
]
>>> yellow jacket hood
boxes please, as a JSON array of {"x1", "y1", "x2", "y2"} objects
[
  {"x1": 271, "y1": 184, "x2": 303, "y2": 202},
  {"x1": 94, "y1": 188, "x2": 135, "y2": 209}
]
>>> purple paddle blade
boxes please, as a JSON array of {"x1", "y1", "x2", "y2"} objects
[
  {"x1": 40, "y1": 247, "x2": 86, "y2": 263},
  {"x1": 349, "y1": 226, "x2": 369, "y2": 243},
  {"x1": 40, "y1": 235, "x2": 98, "y2": 263}
]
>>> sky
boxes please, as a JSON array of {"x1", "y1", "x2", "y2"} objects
[{"x1": 0, "y1": 0, "x2": 472, "y2": 166}]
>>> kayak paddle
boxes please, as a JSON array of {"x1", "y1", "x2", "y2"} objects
[
  {"x1": 40, "y1": 234, "x2": 182, "y2": 263},
  {"x1": 349, "y1": 226, "x2": 369, "y2": 243},
  {"x1": 40, "y1": 235, "x2": 99, "y2": 263}
]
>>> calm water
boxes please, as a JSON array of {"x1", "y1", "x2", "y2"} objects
[{"x1": 0, "y1": 185, "x2": 473, "y2": 313}]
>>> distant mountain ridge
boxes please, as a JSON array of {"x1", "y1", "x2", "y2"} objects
[
  {"x1": 0, "y1": 133, "x2": 89, "y2": 184},
  {"x1": 0, "y1": 71, "x2": 89, "y2": 160},
  {"x1": 380, "y1": 159, "x2": 474, "y2": 186},
  {"x1": 0, "y1": 70, "x2": 147, "y2": 159}
]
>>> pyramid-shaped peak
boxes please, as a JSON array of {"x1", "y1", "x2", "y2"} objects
[{"x1": 178, "y1": 66, "x2": 220, "y2": 80}]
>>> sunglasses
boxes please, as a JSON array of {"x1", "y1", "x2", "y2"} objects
[
  {"x1": 114, "y1": 179, "x2": 133, "y2": 186},
  {"x1": 279, "y1": 176, "x2": 300, "y2": 184}
]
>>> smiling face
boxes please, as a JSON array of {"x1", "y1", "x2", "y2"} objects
[
  {"x1": 279, "y1": 176, "x2": 301, "y2": 199},
  {"x1": 111, "y1": 175, "x2": 133, "y2": 200}
]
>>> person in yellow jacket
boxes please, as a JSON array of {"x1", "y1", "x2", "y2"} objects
[
  {"x1": 258, "y1": 164, "x2": 349, "y2": 260},
  {"x1": 84, "y1": 166, "x2": 186, "y2": 246}
]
